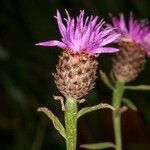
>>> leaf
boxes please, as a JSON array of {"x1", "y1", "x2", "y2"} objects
[
  {"x1": 125, "y1": 85, "x2": 150, "y2": 90},
  {"x1": 37, "y1": 107, "x2": 66, "y2": 139},
  {"x1": 122, "y1": 98, "x2": 137, "y2": 111},
  {"x1": 80, "y1": 142, "x2": 116, "y2": 149},
  {"x1": 77, "y1": 103, "x2": 115, "y2": 119},
  {"x1": 99, "y1": 70, "x2": 114, "y2": 90}
]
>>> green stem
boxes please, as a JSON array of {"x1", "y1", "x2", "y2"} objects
[
  {"x1": 65, "y1": 98, "x2": 78, "y2": 150},
  {"x1": 112, "y1": 80, "x2": 125, "y2": 150}
]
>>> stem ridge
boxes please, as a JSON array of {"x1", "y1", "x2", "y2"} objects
[
  {"x1": 65, "y1": 98, "x2": 78, "y2": 150},
  {"x1": 112, "y1": 81, "x2": 125, "y2": 150}
]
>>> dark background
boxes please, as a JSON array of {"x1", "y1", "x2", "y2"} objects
[{"x1": 0, "y1": 0, "x2": 150, "y2": 150}]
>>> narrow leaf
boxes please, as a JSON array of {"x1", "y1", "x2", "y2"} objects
[
  {"x1": 125, "y1": 85, "x2": 150, "y2": 90},
  {"x1": 77, "y1": 103, "x2": 115, "y2": 119},
  {"x1": 80, "y1": 142, "x2": 116, "y2": 149},
  {"x1": 37, "y1": 107, "x2": 66, "y2": 139},
  {"x1": 122, "y1": 98, "x2": 137, "y2": 111},
  {"x1": 99, "y1": 70, "x2": 114, "y2": 90}
]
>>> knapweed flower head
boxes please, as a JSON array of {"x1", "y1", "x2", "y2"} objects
[
  {"x1": 110, "y1": 13, "x2": 150, "y2": 55},
  {"x1": 36, "y1": 10, "x2": 120, "y2": 99},
  {"x1": 110, "y1": 13, "x2": 149, "y2": 82},
  {"x1": 36, "y1": 10, "x2": 120, "y2": 55}
]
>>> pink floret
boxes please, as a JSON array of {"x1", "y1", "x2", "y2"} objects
[
  {"x1": 36, "y1": 10, "x2": 120, "y2": 55},
  {"x1": 110, "y1": 13, "x2": 150, "y2": 55}
]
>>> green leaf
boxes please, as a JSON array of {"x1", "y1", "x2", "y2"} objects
[
  {"x1": 122, "y1": 98, "x2": 137, "y2": 111},
  {"x1": 80, "y1": 142, "x2": 116, "y2": 149},
  {"x1": 125, "y1": 85, "x2": 150, "y2": 90},
  {"x1": 99, "y1": 70, "x2": 114, "y2": 90},
  {"x1": 37, "y1": 107, "x2": 66, "y2": 139},
  {"x1": 77, "y1": 103, "x2": 115, "y2": 119}
]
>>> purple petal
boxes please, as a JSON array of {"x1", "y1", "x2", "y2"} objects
[
  {"x1": 99, "y1": 27, "x2": 114, "y2": 38},
  {"x1": 93, "y1": 47, "x2": 119, "y2": 53},
  {"x1": 100, "y1": 33, "x2": 120, "y2": 46},
  {"x1": 55, "y1": 10, "x2": 66, "y2": 38},
  {"x1": 120, "y1": 14, "x2": 128, "y2": 32},
  {"x1": 69, "y1": 19, "x2": 75, "y2": 43},
  {"x1": 91, "y1": 16, "x2": 99, "y2": 27},
  {"x1": 110, "y1": 14, "x2": 120, "y2": 29},
  {"x1": 36, "y1": 40, "x2": 66, "y2": 48},
  {"x1": 80, "y1": 25, "x2": 92, "y2": 48},
  {"x1": 129, "y1": 12, "x2": 134, "y2": 36}
]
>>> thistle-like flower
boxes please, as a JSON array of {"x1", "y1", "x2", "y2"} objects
[
  {"x1": 36, "y1": 10, "x2": 120, "y2": 99},
  {"x1": 110, "y1": 13, "x2": 150, "y2": 82}
]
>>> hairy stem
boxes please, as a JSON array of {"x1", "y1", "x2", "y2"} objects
[
  {"x1": 112, "y1": 80, "x2": 125, "y2": 150},
  {"x1": 65, "y1": 98, "x2": 78, "y2": 150}
]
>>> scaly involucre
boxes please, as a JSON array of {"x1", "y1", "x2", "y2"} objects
[
  {"x1": 36, "y1": 10, "x2": 120, "y2": 55},
  {"x1": 110, "y1": 13, "x2": 150, "y2": 55}
]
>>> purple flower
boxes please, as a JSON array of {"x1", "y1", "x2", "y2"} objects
[
  {"x1": 110, "y1": 13, "x2": 150, "y2": 55},
  {"x1": 36, "y1": 10, "x2": 120, "y2": 55}
]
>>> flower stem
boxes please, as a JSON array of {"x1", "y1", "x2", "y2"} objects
[
  {"x1": 65, "y1": 98, "x2": 78, "y2": 150},
  {"x1": 112, "y1": 80, "x2": 125, "y2": 150}
]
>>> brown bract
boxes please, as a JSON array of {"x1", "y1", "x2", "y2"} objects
[
  {"x1": 53, "y1": 49, "x2": 98, "y2": 99},
  {"x1": 112, "y1": 41, "x2": 146, "y2": 82}
]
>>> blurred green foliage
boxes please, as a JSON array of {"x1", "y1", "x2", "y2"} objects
[{"x1": 0, "y1": 0, "x2": 150, "y2": 149}]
